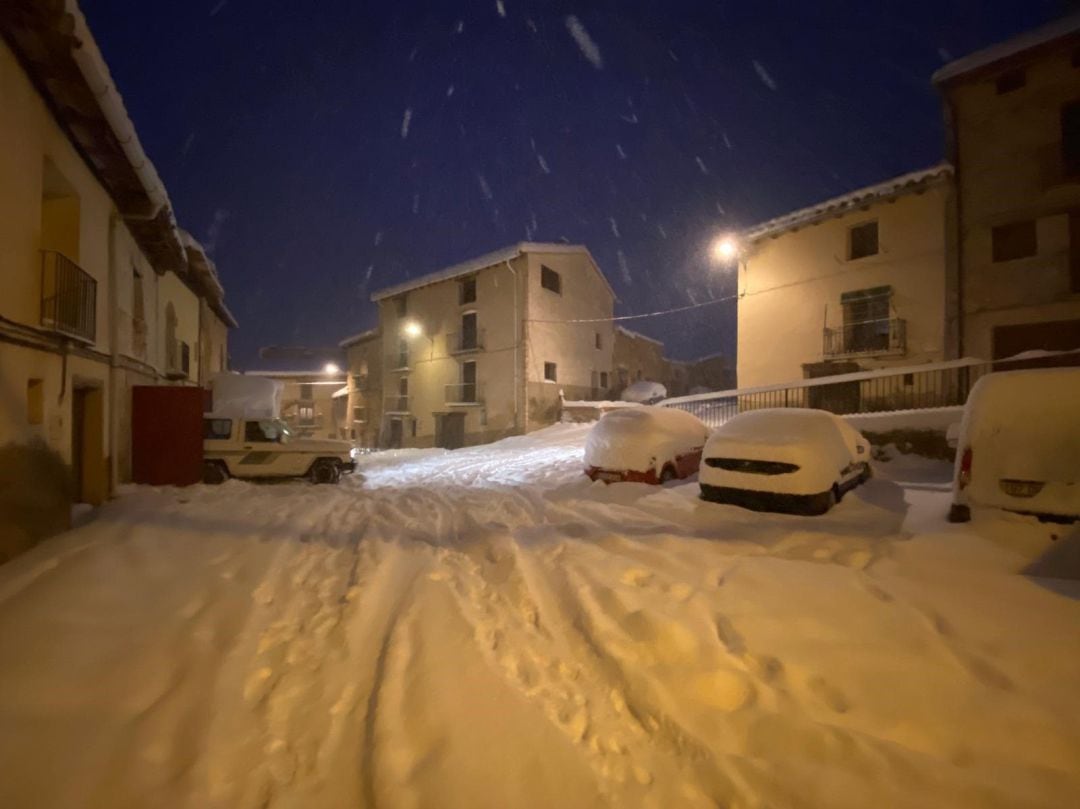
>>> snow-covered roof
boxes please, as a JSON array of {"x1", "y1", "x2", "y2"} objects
[
  {"x1": 614, "y1": 325, "x2": 664, "y2": 347},
  {"x1": 370, "y1": 242, "x2": 616, "y2": 302},
  {"x1": 745, "y1": 163, "x2": 953, "y2": 243},
  {"x1": 339, "y1": 328, "x2": 379, "y2": 348},
  {"x1": 932, "y1": 13, "x2": 1080, "y2": 85},
  {"x1": 331, "y1": 386, "x2": 350, "y2": 399}
]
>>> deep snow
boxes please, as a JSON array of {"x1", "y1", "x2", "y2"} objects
[{"x1": 0, "y1": 424, "x2": 1078, "y2": 809}]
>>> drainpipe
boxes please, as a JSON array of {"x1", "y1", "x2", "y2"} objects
[
  {"x1": 107, "y1": 211, "x2": 120, "y2": 491},
  {"x1": 504, "y1": 260, "x2": 522, "y2": 433}
]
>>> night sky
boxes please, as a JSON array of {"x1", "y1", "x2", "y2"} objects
[{"x1": 81, "y1": 0, "x2": 1061, "y2": 368}]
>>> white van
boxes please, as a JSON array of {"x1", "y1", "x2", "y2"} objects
[{"x1": 948, "y1": 368, "x2": 1080, "y2": 523}]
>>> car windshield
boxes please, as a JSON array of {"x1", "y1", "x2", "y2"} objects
[{"x1": 244, "y1": 419, "x2": 292, "y2": 444}]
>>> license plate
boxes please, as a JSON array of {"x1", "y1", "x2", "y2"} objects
[
  {"x1": 999, "y1": 479, "x2": 1044, "y2": 498},
  {"x1": 596, "y1": 471, "x2": 623, "y2": 483}
]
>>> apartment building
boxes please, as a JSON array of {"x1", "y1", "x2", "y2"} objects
[
  {"x1": 369, "y1": 243, "x2": 615, "y2": 449},
  {"x1": 611, "y1": 326, "x2": 669, "y2": 398},
  {"x1": 0, "y1": 3, "x2": 235, "y2": 500},
  {"x1": 934, "y1": 15, "x2": 1080, "y2": 362},
  {"x1": 245, "y1": 370, "x2": 346, "y2": 440},
  {"x1": 736, "y1": 165, "x2": 953, "y2": 389},
  {"x1": 341, "y1": 329, "x2": 382, "y2": 448}
]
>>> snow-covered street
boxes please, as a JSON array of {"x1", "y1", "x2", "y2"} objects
[{"x1": 1, "y1": 425, "x2": 1078, "y2": 809}]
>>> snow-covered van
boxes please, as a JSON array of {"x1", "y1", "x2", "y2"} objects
[
  {"x1": 585, "y1": 406, "x2": 710, "y2": 484},
  {"x1": 948, "y1": 368, "x2": 1080, "y2": 523},
  {"x1": 699, "y1": 408, "x2": 871, "y2": 514},
  {"x1": 202, "y1": 416, "x2": 357, "y2": 484}
]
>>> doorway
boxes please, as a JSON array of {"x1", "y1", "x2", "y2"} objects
[
  {"x1": 388, "y1": 417, "x2": 403, "y2": 448},
  {"x1": 71, "y1": 385, "x2": 106, "y2": 504},
  {"x1": 435, "y1": 412, "x2": 466, "y2": 449}
]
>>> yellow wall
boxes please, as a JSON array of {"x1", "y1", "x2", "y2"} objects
[
  {"x1": 344, "y1": 336, "x2": 382, "y2": 447},
  {"x1": 738, "y1": 182, "x2": 950, "y2": 389},
  {"x1": 943, "y1": 41, "x2": 1080, "y2": 358}
]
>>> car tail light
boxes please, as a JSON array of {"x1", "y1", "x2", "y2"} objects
[
  {"x1": 999, "y1": 479, "x2": 1045, "y2": 498},
  {"x1": 957, "y1": 447, "x2": 972, "y2": 489}
]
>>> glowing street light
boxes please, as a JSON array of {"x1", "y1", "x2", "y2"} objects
[
  {"x1": 711, "y1": 235, "x2": 740, "y2": 264},
  {"x1": 402, "y1": 320, "x2": 424, "y2": 339},
  {"x1": 323, "y1": 362, "x2": 340, "y2": 375}
]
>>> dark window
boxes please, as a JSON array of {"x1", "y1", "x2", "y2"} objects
[
  {"x1": 395, "y1": 295, "x2": 407, "y2": 317},
  {"x1": 353, "y1": 406, "x2": 366, "y2": 422},
  {"x1": 1063, "y1": 100, "x2": 1080, "y2": 178},
  {"x1": 399, "y1": 376, "x2": 408, "y2": 395},
  {"x1": 299, "y1": 383, "x2": 313, "y2": 400},
  {"x1": 541, "y1": 265, "x2": 561, "y2": 294},
  {"x1": 461, "y1": 360, "x2": 477, "y2": 402},
  {"x1": 841, "y1": 286, "x2": 892, "y2": 353},
  {"x1": 460, "y1": 276, "x2": 476, "y2": 305},
  {"x1": 1070, "y1": 210, "x2": 1080, "y2": 293},
  {"x1": 848, "y1": 221, "x2": 879, "y2": 260},
  {"x1": 461, "y1": 311, "x2": 478, "y2": 350},
  {"x1": 991, "y1": 221, "x2": 1037, "y2": 262},
  {"x1": 298, "y1": 404, "x2": 315, "y2": 426},
  {"x1": 544, "y1": 362, "x2": 557, "y2": 381},
  {"x1": 1072, "y1": 47, "x2": 1080, "y2": 68},
  {"x1": 994, "y1": 69, "x2": 1025, "y2": 95},
  {"x1": 411, "y1": 418, "x2": 417, "y2": 437},
  {"x1": 245, "y1": 421, "x2": 283, "y2": 443},
  {"x1": 595, "y1": 332, "x2": 602, "y2": 349},
  {"x1": 204, "y1": 418, "x2": 233, "y2": 439},
  {"x1": 600, "y1": 371, "x2": 609, "y2": 388},
  {"x1": 27, "y1": 378, "x2": 43, "y2": 425}
]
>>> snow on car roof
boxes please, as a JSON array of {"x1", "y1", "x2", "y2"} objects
[{"x1": 585, "y1": 406, "x2": 708, "y2": 471}]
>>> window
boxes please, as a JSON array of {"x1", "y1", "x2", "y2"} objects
[
  {"x1": 600, "y1": 371, "x2": 609, "y2": 388},
  {"x1": 395, "y1": 295, "x2": 407, "y2": 317},
  {"x1": 992, "y1": 220, "x2": 1037, "y2": 262},
  {"x1": 1073, "y1": 46, "x2": 1080, "y2": 68},
  {"x1": 1063, "y1": 100, "x2": 1080, "y2": 178},
  {"x1": 848, "y1": 220, "x2": 878, "y2": 260},
  {"x1": 994, "y1": 69, "x2": 1025, "y2": 95},
  {"x1": 841, "y1": 286, "x2": 892, "y2": 353},
  {"x1": 617, "y1": 367, "x2": 628, "y2": 387},
  {"x1": 541, "y1": 265, "x2": 561, "y2": 294},
  {"x1": 397, "y1": 339, "x2": 409, "y2": 368},
  {"x1": 460, "y1": 276, "x2": 476, "y2": 305},
  {"x1": 204, "y1": 418, "x2": 232, "y2": 439},
  {"x1": 352, "y1": 373, "x2": 367, "y2": 391},
  {"x1": 298, "y1": 404, "x2": 315, "y2": 426},
  {"x1": 595, "y1": 332, "x2": 602, "y2": 349},
  {"x1": 27, "y1": 379, "x2": 43, "y2": 425},
  {"x1": 245, "y1": 420, "x2": 284, "y2": 443},
  {"x1": 353, "y1": 406, "x2": 366, "y2": 422},
  {"x1": 299, "y1": 383, "x2": 313, "y2": 400},
  {"x1": 411, "y1": 418, "x2": 418, "y2": 437},
  {"x1": 460, "y1": 311, "x2": 479, "y2": 350},
  {"x1": 461, "y1": 360, "x2": 477, "y2": 402},
  {"x1": 544, "y1": 362, "x2": 557, "y2": 381}
]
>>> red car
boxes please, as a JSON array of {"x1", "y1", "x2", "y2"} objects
[{"x1": 585, "y1": 406, "x2": 711, "y2": 484}]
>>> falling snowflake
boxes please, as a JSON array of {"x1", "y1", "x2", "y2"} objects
[
  {"x1": 400, "y1": 108, "x2": 413, "y2": 138},
  {"x1": 937, "y1": 46, "x2": 952, "y2": 62},
  {"x1": 616, "y1": 143, "x2": 627, "y2": 160},
  {"x1": 752, "y1": 60, "x2": 777, "y2": 90},
  {"x1": 408, "y1": 46, "x2": 419, "y2": 62},
  {"x1": 446, "y1": 85, "x2": 455, "y2": 97},
  {"x1": 695, "y1": 156, "x2": 709, "y2": 175},
  {"x1": 455, "y1": 20, "x2": 464, "y2": 33},
  {"x1": 619, "y1": 113, "x2": 638, "y2": 124},
  {"x1": 565, "y1": 15, "x2": 603, "y2": 69},
  {"x1": 209, "y1": 0, "x2": 227, "y2": 16},
  {"x1": 412, "y1": 194, "x2": 420, "y2": 214},
  {"x1": 722, "y1": 131, "x2": 733, "y2": 150},
  {"x1": 617, "y1": 250, "x2": 632, "y2": 285},
  {"x1": 716, "y1": 201, "x2": 725, "y2": 214},
  {"x1": 657, "y1": 224, "x2": 667, "y2": 239},
  {"x1": 537, "y1": 154, "x2": 551, "y2": 174},
  {"x1": 608, "y1": 217, "x2": 620, "y2": 238},
  {"x1": 477, "y1": 174, "x2": 493, "y2": 200},
  {"x1": 495, "y1": 0, "x2": 506, "y2": 18},
  {"x1": 374, "y1": 231, "x2": 383, "y2": 246},
  {"x1": 526, "y1": 19, "x2": 538, "y2": 33}
]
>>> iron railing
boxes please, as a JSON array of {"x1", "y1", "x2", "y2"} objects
[
  {"x1": 823, "y1": 318, "x2": 906, "y2": 358},
  {"x1": 448, "y1": 328, "x2": 485, "y2": 354},
  {"x1": 661, "y1": 357, "x2": 1000, "y2": 429},
  {"x1": 445, "y1": 382, "x2": 483, "y2": 404},
  {"x1": 384, "y1": 394, "x2": 411, "y2": 413},
  {"x1": 40, "y1": 250, "x2": 96, "y2": 343}
]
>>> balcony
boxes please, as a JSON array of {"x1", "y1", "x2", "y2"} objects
[
  {"x1": 40, "y1": 250, "x2": 96, "y2": 343},
  {"x1": 823, "y1": 318, "x2": 906, "y2": 359},
  {"x1": 351, "y1": 374, "x2": 370, "y2": 392},
  {"x1": 1036, "y1": 142, "x2": 1080, "y2": 190},
  {"x1": 445, "y1": 382, "x2": 483, "y2": 405},
  {"x1": 388, "y1": 351, "x2": 410, "y2": 371},
  {"x1": 385, "y1": 394, "x2": 411, "y2": 413},
  {"x1": 448, "y1": 328, "x2": 485, "y2": 355},
  {"x1": 165, "y1": 339, "x2": 191, "y2": 379}
]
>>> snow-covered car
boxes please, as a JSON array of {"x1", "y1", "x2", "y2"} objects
[
  {"x1": 620, "y1": 379, "x2": 668, "y2": 405},
  {"x1": 699, "y1": 408, "x2": 871, "y2": 514},
  {"x1": 202, "y1": 416, "x2": 357, "y2": 484},
  {"x1": 947, "y1": 368, "x2": 1080, "y2": 523},
  {"x1": 585, "y1": 406, "x2": 711, "y2": 484}
]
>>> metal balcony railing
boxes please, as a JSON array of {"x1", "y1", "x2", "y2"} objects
[
  {"x1": 823, "y1": 318, "x2": 906, "y2": 358},
  {"x1": 40, "y1": 250, "x2": 96, "y2": 343},
  {"x1": 385, "y1": 394, "x2": 411, "y2": 413},
  {"x1": 445, "y1": 382, "x2": 483, "y2": 404},
  {"x1": 448, "y1": 328, "x2": 485, "y2": 354},
  {"x1": 166, "y1": 339, "x2": 191, "y2": 379}
]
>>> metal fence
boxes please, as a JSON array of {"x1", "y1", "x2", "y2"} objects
[
  {"x1": 40, "y1": 250, "x2": 96, "y2": 343},
  {"x1": 660, "y1": 357, "x2": 1000, "y2": 429}
]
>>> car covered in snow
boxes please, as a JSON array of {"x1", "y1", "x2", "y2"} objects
[
  {"x1": 948, "y1": 368, "x2": 1080, "y2": 523},
  {"x1": 699, "y1": 408, "x2": 871, "y2": 514},
  {"x1": 202, "y1": 416, "x2": 358, "y2": 484},
  {"x1": 585, "y1": 405, "x2": 711, "y2": 484}
]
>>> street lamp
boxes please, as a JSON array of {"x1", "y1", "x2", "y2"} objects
[
  {"x1": 402, "y1": 320, "x2": 423, "y2": 339},
  {"x1": 711, "y1": 234, "x2": 740, "y2": 264},
  {"x1": 323, "y1": 362, "x2": 340, "y2": 375}
]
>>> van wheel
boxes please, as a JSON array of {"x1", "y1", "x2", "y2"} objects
[
  {"x1": 203, "y1": 461, "x2": 228, "y2": 485},
  {"x1": 947, "y1": 503, "x2": 971, "y2": 523},
  {"x1": 659, "y1": 464, "x2": 677, "y2": 484},
  {"x1": 310, "y1": 459, "x2": 340, "y2": 485}
]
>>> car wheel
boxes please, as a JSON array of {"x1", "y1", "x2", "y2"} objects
[
  {"x1": 947, "y1": 503, "x2": 971, "y2": 523},
  {"x1": 859, "y1": 463, "x2": 873, "y2": 483},
  {"x1": 659, "y1": 464, "x2": 676, "y2": 484},
  {"x1": 310, "y1": 459, "x2": 341, "y2": 485},
  {"x1": 202, "y1": 461, "x2": 228, "y2": 485}
]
